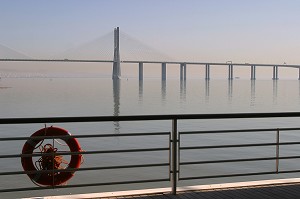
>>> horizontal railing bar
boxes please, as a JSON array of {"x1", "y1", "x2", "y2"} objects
[
  {"x1": 0, "y1": 178, "x2": 170, "y2": 193},
  {"x1": 180, "y1": 155, "x2": 300, "y2": 165},
  {"x1": 179, "y1": 127, "x2": 300, "y2": 135},
  {"x1": 179, "y1": 171, "x2": 277, "y2": 181},
  {"x1": 0, "y1": 132, "x2": 170, "y2": 141},
  {"x1": 2, "y1": 127, "x2": 299, "y2": 141},
  {"x1": 0, "y1": 163, "x2": 169, "y2": 176},
  {"x1": 279, "y1": 142, "x2": 300, "y2": 146},
  {"x1": 180, "y1": 141, "x2": 300, "y2": 150},
  {"x1": 3, "y1": 140, "x2": 299, "y2": 159},
  {"x1": 1, "y1": 112, "x2": 300, "y2": 124},
  {"x1": 60, "y1": 162, "x2": 169, "y2": 171},
  {"x1": 180, "y1": 143, "x2": 276, "y2": 150},
  {"x1": 278, "y1": 169, "x2": 300, "y2": 174},
  {"x1": 3, "y1": 154, "x2": 300, "y2": 176},
  {"x1": 0, "y1": 147, "x2": 170, "y2": 159},
  {"x1": 179, "y1": 169, "x2": 300, "y2": 181},
  {"x1": 74, "y1": 132, "x2": 170, "y2": 138}
]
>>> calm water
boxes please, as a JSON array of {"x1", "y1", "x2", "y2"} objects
[{"x1": 1, "y1": 77, "x2": 300, "y2": 198}]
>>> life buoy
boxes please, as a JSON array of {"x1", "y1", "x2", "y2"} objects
[{"x1": 21, "y1": 126, "x2": 82, "y2": 186}]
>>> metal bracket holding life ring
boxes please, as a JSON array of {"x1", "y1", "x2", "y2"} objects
[{"x1": 21, "y1": 126, "x2": 83, "y2": 186}]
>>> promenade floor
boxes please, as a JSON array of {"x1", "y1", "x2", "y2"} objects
[
  {"x1": 102, "y1": 183, "x2": 300, "y2": 199},
  {"x1": 33, "y1": 178, "x2": 300, "y2": 199}
]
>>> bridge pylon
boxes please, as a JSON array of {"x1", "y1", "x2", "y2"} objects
[{"x1": 112, "y1": 27, "x2": 121, "y2": 80}]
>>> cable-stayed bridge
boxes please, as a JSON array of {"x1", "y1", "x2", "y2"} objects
[
  {"x1": 1, "y1": 27, "x2": 300, "y2": 80},
  {"x1": 0, "y1": 43, "x2": 32, "y2": 59}
]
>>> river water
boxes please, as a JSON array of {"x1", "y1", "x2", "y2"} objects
[{"x1": 1, "y1": 77, "x2": 300, "y2": 198}]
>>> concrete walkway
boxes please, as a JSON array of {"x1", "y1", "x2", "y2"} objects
[
  {"x1": 105, "y1": 183, "x2": 300, "y2": 199},
  {"x1": 28, "y1": 178, "x2": 300, "y2": 199}
]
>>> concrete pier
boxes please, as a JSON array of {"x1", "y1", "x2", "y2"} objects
[
  {"x1": 180, "y1": 63, "x2": 186, "y2": 81},
  {"x1": 205, "y1": 64, "x2": 210, "y2": 80},
  {"x1": 273, "y1": 65, "x2": 279, "y2": 80},
  {"x1": 251, "y1": 65, "x2": 256, "y2": 80},
  {"x1": 228, "y1": 64, "x2": 233, "y2": 80},
  {"x1": 112, "y1": 27, "x2": 121, "y2": 80},
  {"x1": 139, "y1": 62, "x2": 143, "y2": 80},
  {"x1": 162, "y1": 63, "x2": 166, "y2": 80}
]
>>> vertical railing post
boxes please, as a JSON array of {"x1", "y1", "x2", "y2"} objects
[
  {"x1": 171, "y1": 118, "x2": 178, "y2": 195},
  {"x1": 276, "y1": 128, "x2": 280, "y2": 173},
  {"x1": 52, "y1": 137, "x2": 55, "y2": 188}
]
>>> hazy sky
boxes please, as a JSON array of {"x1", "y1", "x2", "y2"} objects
[{"x1": 1, "y1": 0, "x2": 300, "y2": 64}]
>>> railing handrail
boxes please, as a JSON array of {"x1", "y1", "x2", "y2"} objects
[{"x1": 1, "y1": 111, "x2": 300, "y2": 124}]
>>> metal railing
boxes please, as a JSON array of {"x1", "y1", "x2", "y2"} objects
[{"x1": 1, "y1": 112, "x2": 300, "y2": 195}]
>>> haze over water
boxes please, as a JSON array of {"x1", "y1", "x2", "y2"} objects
[
  {"x1": 1, "y1": 74, "x2": 300, "y2": 198},
  {"x1": 1, "y1": 76, "x2": 300, "y2": 118}
]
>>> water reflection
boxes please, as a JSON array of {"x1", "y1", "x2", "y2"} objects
[
  {"x1": 273, "y1": 80, "x2": 278, "y2": 104},
  {"x1": 228, "y1": 80, "x2": 233, "y2": 104},
  {"x1": 250, "y1": 80, "x2": 256, "y2": 107},
  {"x1": 161, "y1": 80, "x2": 166, "y2": 103},
  {"x1": 139, "y1": 80, "x2": 143, "y2": 103},
  {"x1": 112, "y1": 79, "x2": 120, "y2": 133},
  {"x1": 180, "y1": 79, "x2": 186, "y2": 101},
  {"x1": 205, "y1": 80, "x2": 209, "y2": 103},
  {"x1": 299, "y1": 81, "x2": 300, "y2": 104}
]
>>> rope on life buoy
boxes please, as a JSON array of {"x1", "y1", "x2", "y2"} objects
[{"x1": 21, "y1": 126, "x2": 83, "y2": 186}]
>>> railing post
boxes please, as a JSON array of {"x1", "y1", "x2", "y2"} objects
[
  {"x1": 171, "y1": 118, "x2": 178, "y2": 195},
  {"x1": 276, "y1": 128, "x2": 280, "y2": 173}
]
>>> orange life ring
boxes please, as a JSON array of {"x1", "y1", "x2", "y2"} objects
[{"x1": 21, "y1": 126, "x2": 82, "y2": 186}]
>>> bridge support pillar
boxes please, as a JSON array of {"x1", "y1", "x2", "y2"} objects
[
  {"x1": 162, "y1": 63, "x2": 167, "y2": 81},
  {"x1": 112, "y1": 27, "x2": 121, "y2": 80},
  {"x1": 180, "y1": 63, "x2": 186, "y2": 81},
  {"x1": 139, "y1": 62, "x2": 143, "y2": 81},
  {"x1": 205, "y1": 64, "x2": 210, "y2": 80},
  {"x1": 228, "y1": 64, "x2": 233, "y2": 80},
  {"x1": 251, "y1": 65, "x2": 256, "y2": 80},
  {"x1": 273, "y1": 66, "x2": 279, "y2": 80}
]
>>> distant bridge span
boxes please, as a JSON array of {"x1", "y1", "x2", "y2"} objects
[
  {"x1": 1, "y1": 27, "x2": 300, "y2": 80},
  {"x1": 1, "y1": 58, "x2": 300, "y2": 68},
  {"x1": 1, "y1": 58, "x2": 300, "y2": 80}
]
